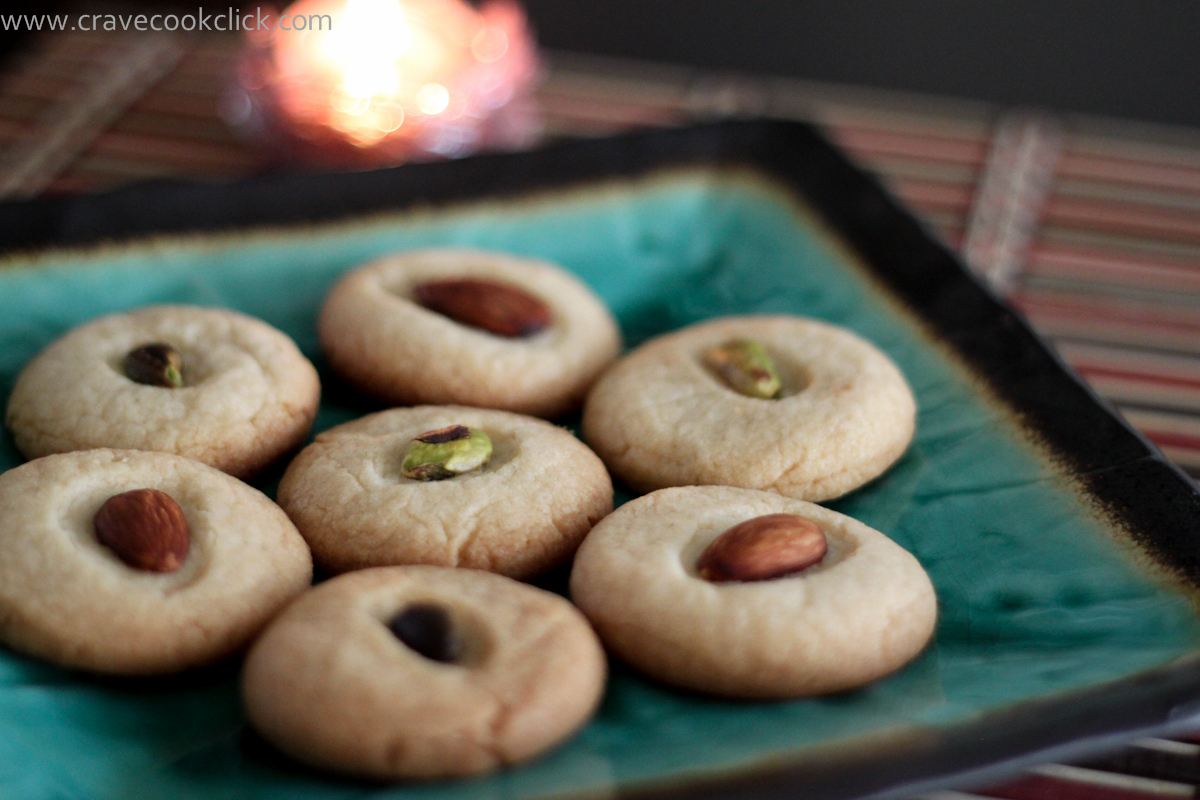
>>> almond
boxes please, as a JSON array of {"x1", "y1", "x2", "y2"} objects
[
  {"x1": 93, "y1": 488, "x2": 190, "y2": 573},
  {"x1": 696, "y1": 513, "x2": 827, "y2": 582},
  {"x1": 413, "y1": 278, "x2": 551, "y2": 337}
]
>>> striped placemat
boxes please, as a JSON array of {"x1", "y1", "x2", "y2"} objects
[{"x1": 3, "y1": 29, "x2": 1200, "y2": 800}]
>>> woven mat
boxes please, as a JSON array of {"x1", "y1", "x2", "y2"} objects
[{"x1": 4, "y1": 29, "x2": 1200, "y2": 800}]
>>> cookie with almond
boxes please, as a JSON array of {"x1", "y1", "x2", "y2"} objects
[
  {"x1": 570, "y1": 485, "x2": 937, "y2": 698},
  {"x1": 0, "y1": 449, "x2": 312, "y2": 675},
  {"x1": 318, "y1": 249, "x2": 620, "y2": 418}
]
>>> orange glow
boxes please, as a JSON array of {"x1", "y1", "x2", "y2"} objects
[{"x1": 261, "y1": 0, "x2": 537, "y2": 159}]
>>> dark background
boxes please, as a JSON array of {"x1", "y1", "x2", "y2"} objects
[
  {"x1": 521, "y1": 0, "x2": 1200, "y2": 128},
  {"x1": 2, "y1": 1, "x2": 1197, "y2": 128}
]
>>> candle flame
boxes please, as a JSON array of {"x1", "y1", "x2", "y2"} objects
[
  {"x1": 260, "y1": 0, "x2": 539, "y2": 160},
  {"x1": 323, "y1": 0, "x2": 412, "y2": 101}
]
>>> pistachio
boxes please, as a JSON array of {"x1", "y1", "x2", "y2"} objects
[
  {"x1": 93, "y1": 488, "x2": 191, "y2": 573},
  {"x1": 389, "y1": 603, "x2": 462, "y2": 663},
  {"x1": 401, "y1": 425, "x2": 493, "y2": 481},
  {"x1": 697, "y1": 514, "x2": 827, "y2": 582},
  {"x1": 703, "y1": 339, "x2": 782, "y2": 399},
  {"x1": 414, "y1": 278, "x2": 552, "y2": 337},
  {"x1": 124, "y1": 343, "x2": 184, "y2": 388}
]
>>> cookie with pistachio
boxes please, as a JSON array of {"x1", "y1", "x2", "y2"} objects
[
  {"x1": 277, "y1": 405, "x2": 613, "y2": 578},
  {"x1": 582, "y1": 315, "x2": 916, "y2": 502},
  {"x1": 4, "y1": 305, "x2": 320, "y2": 479}
]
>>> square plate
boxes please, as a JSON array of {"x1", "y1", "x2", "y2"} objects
[{"x1": 3, "y1": 121, "x2": 1200, "y2": 800}]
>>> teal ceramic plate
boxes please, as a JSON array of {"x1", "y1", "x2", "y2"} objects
[{"x1": 2, "y1": 122, "x2": 1200, "y2": 800}]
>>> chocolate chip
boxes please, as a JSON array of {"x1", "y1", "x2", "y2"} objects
[{"x1": 388, "y1": 603, "x2": 462, "y2": 663}]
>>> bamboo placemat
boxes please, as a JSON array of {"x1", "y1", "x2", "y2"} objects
[{"x1": 4, "y1": 29, "x2": 1200, "y2": 800}]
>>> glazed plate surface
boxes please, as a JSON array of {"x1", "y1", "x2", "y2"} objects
[{"x1": 1, "y1": 122, "x2": 1199, "y2": 800}]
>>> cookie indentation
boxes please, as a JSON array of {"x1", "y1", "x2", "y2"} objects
[
  {"x1": 388, "y1": 602, "x2": 462, "y2": 663},
  {"x1": 772, "y1": 354, "x2": 814, "y2": 397}
]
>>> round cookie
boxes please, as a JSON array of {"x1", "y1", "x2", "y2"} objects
[
  {"x1": 5, "y1": 305, "x2": 320, "y2": 479},
  {"x1": 582, "y1": 315, "x2": 915, "y2": 501},
  {"x1": 278, "y1": 405, "x2": 613, "y2": 578},
  {"x1": 318, "y1": 249, "x2": 621, "y2": 418},
  {"x1": 242, "y1": 566, "x2": 607, "y2": 779},
  {"x1": 0, "y1": 449, "x2": 313, "y2": 675},
  {"x1": 569, "y1": 486, "x2": 937, "y2": 698}
]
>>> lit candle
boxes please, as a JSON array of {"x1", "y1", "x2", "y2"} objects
[{"x1": 232, "y1": 0, "x2": 539, "y2": 165}]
